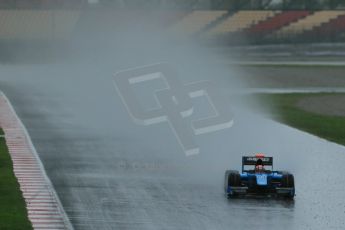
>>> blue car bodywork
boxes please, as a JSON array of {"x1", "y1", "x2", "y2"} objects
[{"x1": 225, "y1": 156, "x2": 295, "y2": 198}]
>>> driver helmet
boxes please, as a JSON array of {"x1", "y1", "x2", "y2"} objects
[
  {"x1": 255, "y1": 164, "x2": 264, "y2": 172},
  {"x1": 255, "y1": 158, "x2": 265, "y2": 172}
]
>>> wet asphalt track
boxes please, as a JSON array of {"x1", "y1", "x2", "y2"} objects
[{"x1": 1, "y1": 63, "x2": 345, "y2": 230}]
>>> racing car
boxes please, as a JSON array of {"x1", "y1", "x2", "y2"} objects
[{"x1": 224, "y1": 153, "x2": 295, "y2": 198}]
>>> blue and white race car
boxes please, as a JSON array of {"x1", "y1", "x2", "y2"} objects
[{"x1": 224, "y1": 154, "x2": 295, "y2": 198}]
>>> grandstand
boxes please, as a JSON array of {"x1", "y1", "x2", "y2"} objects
[
  {"x1": 0, "y1": 0, "x2": 85, "y2": 9},
  {"x1": 320, "y1": 14, "x2": 345, "y2": 35},
  {"x1": 273, "y1": 11, "x2": 345, "y2": 37},
  {"x1": 0, "y1": 0, "x2": 83, "y2": 40},
  {"x1": 169, "y1": 11, "x2": 227, "y2": 36},
  {"x1": 0, "y1": 10, "x2": 80, "y2": 40},
  {"x1": 207, "y1": 11, "x2": 278, "y2": 36},
  {"x1": 247, "y1": 11, "x2": 311, "y2": 35},
  {"x1": 1, "y1": 0, "x2": 345, "y2": 45},
  {"x1": 302, "y1": 14, "x2": 345, "y2": 40},
  {"x1": 167, "y1": 9, "x2": 345, "y2": 44}
]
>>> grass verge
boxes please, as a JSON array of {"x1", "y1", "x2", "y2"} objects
[
  {"x1": 0, "y1": 128, "x2": 33, "y2": 229},
  {"x1": 258, "y1": 93, "x2": 345, "y2": 146}
]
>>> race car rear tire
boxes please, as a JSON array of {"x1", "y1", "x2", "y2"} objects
[
  {"x1": 281, "y1": 173, "x2": 295, "y2": 199},
  {"x1": 224, "y1": 170, "x2": 240, "y2": 198}
]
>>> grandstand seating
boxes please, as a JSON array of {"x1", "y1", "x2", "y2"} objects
[
  {"x1": 0, "y1": 0, "x2": 85, "y2": 9},
  {"x1": 274, "y1": 11, "x2": 345, "y2": 37},
  {"x1": 169, "y1": 10, "x2": 227, "y2": 36},
  {"x1": 325, "y1": 14, "x2": 345, "y2": 34},
  {"x1": 0, "y1": 10, "x2": 80, "y2": 40},
  {"x1": 248, "y1": 11, "x2": 310, "y2": 35},
  {"x1": 1, "y1": 8, "x2": 345, "y2": 43},
  {"x1": 208, "y1": 11, "x2": 278, "y2": 36},
  {"x1": 0, "y1": 10, "x2": 51, "y2": 39},
  {"x1": 304, "y1": 13, "x2": 345, "y2": 39}
]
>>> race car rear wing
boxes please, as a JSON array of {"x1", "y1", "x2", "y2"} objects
[{"x1": 242, "y1": 156, "x2": 273, "y2": 172}]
